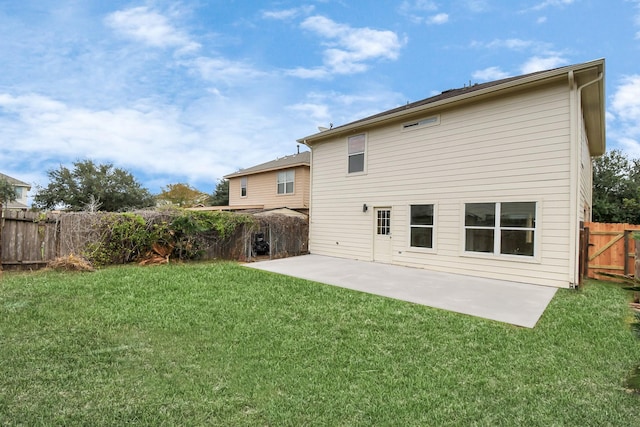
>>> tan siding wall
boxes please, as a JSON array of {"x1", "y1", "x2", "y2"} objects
[
  {"x1": 309, "y1": 82, "x2": 575, "y2": 287},
  {"x1": 228, "y1": 166, "x2": 309, "y2": 209},
  {"x1": 579, "y1": 115, "x2": 594, "y2": 222}
]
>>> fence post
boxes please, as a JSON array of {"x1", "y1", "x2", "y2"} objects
[{"x1": 624, "y1": 230, "x2": 630, "y2": 276}]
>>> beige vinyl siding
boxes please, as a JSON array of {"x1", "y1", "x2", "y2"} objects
[
  {"x1": 228, "y1": 166, "x2": 310, "y2": 209},
  {"x1": 309, "y1": 81, "x2": 575, "y2": 287},
  {"x1": 579, "y1": 115, "x2": 594, "y2": 222}
]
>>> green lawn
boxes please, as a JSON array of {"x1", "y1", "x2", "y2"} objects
[{"x1": 1, "y1": 262, "x2": 639, "y2": 426}]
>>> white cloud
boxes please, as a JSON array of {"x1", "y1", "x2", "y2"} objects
[
  {"x1": 483, "y1": 38, "x2": 535, "y2": 50},
  {"x1": 464, "y1": 0, "x2": 490, "y2": 13},
  {"x1": 105, "y1": 6, "x2": 200, "y2": 53},
  {"x1": 472, "y1": 66, "x2": 510, "y2": 81},
  {"x1": 520, "y1": 55, "x2": 568, "y2": 73},
  {"x1": 185, "y1": 57, "x2": 267, "y2": 85},
  {"x1": 294, "y1": 16, "x2": 405, "y2": 77},
  {"x1": 529, "y1": 0, "x2": 575, "y2": 11},
  {"x1": 0, "y1": 92, "x2": 311, "y2": 191},
  {"x1": 427, "y1": 13, "x2": 449, "y2": 24},
  {"x1": 262, "y1": 6, "x2": 315, "y2": 20},
  {"x1": 399, "y1": 1, "x2": 450, "y2": 24},
  {"x1": 609, "y1": 75, "x2": 640, "y2": 154},
  {"x1": 537, "y1": 16, "x2": 548, "y2": 24}
]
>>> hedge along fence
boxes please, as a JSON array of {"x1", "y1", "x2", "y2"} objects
[{"x1": 54, "y1": 209, "x2": 308, "y2": 267}]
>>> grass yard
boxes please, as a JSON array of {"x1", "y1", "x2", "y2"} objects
[{"x1": 1, "y1": 262, "x2": 639, "y2": 426}]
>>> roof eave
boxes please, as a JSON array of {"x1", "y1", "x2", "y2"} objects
[
  {"x1": 298, "y1": 59, "x2": 606, "y2": 146},
  {"x1": 223, "y1": 162, "x2": 310, "y2": 179}
]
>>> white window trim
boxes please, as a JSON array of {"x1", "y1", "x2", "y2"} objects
[
  {"x1": 346, "y1": 133, "x2": 367, "y2": 176},
  {"x1": 240, "y1": 177, "x2": 247, "y2": 198},
  {"x1": 277, "y1": 169, "x2": 295, "y2": 195},
  {"x1": 401, "y1": 115, "x2": 440, "y2": 132},
  {"x1": 406, "y1": 203, "x2": 437, "y2": 253},
  {"x1": 460, "y1": 200, "x2": 541, "y2": 263}
]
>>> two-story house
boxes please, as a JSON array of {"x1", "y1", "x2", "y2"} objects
[
  {"x1": 298, "y1": 59, "x2": 605, "y2": 289},
  {"x1": 224, "y1": 151, "x2": 310, "y2": 213},
  {"x1": 0, "y1": 172, "x2": 31, "y2": 209}
]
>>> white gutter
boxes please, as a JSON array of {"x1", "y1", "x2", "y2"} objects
[{"x1": 568, "y1": 69, "x2": 604, "y2": 287}]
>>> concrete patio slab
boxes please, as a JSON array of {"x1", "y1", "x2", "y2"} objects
[{"x1": 245, "y1": 254, "x2": 558, "y2": 328}]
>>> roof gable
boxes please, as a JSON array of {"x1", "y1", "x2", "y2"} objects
[
  {"x1": 224, "y1": 151, "x2": 310, "y2": 179},
  {"x1": 0, "y1": 172, "x2": 31, "y2": 189}
]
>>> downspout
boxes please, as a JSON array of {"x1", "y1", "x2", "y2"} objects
[
  {"x1": 568, "y1": 70, "x2": 603, "y2": 288},
  {"x1": 302, "y1": 140, "x2": 313, "y2": 254}
]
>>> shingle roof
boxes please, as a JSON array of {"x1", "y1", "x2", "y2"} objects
[
  {"x1": 298, "y1": 60, "x2": 605, "y2": 150},
  {"x1": 224, "y1": 151, "x2": 310, "y2": 179},
  {"x1": 0, "y1": 172, "x2": 30, "y2": 188}
]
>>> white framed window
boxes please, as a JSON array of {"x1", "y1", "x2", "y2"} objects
[
  {"x1": 347, "y1": 134, "x2": 366, "y2": 174},
  {"x1": 464, "y1": 202, "x2": 536, "y2": 257},
  {"x1": 277, "y1": 170, "x2": 295, "y2": 194},
  {"x1": 240, "y1": 177, "x2": 247, "y2": 197},
  {"x1": 14, "y1": 187, "x2": 23, "y2": 198},
  {"x1": 402, "y1": 115, "x2": 440, "y2": 131},
  {"x1": 410, "y1": 204, "x2": 434, "y2": 249}
]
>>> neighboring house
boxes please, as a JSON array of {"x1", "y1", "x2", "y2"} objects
[
  {"x1": 224, "y1": 150, "x2": 310, "y2": 212},
  {"x1": 298, "y1": 59, "x2": 605, "y2": 289},
  {"x1": 0, "y1": 172, "x2": 31, "y2": 209}
]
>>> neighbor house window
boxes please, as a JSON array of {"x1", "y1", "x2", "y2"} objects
[
  {"x1": 277, "y1": 170, "x2": 295, "y2": 194},
  {"x1": 410, "y1": 204, "x2": 434, "y2": 249},
  {"x1": 348, "y1": 134, "x2": 365, "y2": 174},
  {"x1": 240, "y1": 177, "x2": 247, "y2": 197},
  {"x1": 464, "y1": 202, "x2": 536, "y2": 256},
  {"x1": 14, "y1": 187, "x2": 23, "y2": 198}
]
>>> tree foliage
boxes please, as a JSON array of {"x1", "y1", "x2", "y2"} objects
[
  {"x1": 156, "y1": 183, "x2": 207, "y2": 208},
  {"x1": 0, "y1": 177, "x2": 17, "y2": 210},
  {"x1": 208, "y1": 179, "x2": 229, "y2": 206},
  {"x1": 33, "y1": 160, "x2": 155, "y2": 212},
  {"x1": 592, "y1": 149, "x2": 640, "y2": 224}
]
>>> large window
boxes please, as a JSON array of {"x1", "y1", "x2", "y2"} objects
[
  {"x1": 464, "y1": 202, "x2": 536, "y2": 256},
  {"x1": 410, "y1": 204, "x2": 434, "y2": 248},
  {"x1": 240, "y1": 177, "x2": 247, "y2": 197},
  {"x1": 348, "y1": 134, "x2": 365, "y2": 174},
  {"x1": 277, "y1": 170, "x2": 295, "y2": 194}
]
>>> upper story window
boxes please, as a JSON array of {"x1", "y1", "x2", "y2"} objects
[
  {"x1": 464, "y1": 202, "x2": 536, "y2": 257},
  {"x1": 348, "y1": 134, "x2": 366, "y2": 174},
  {"x1": 277, "y1": 170, "x2": 295, "y2": 194},
  {"x1": 240, "y1": 177, "x2": 247, "y2": 197},
  {"x1": 410, "y1": 204, "x2": 434, "y2": 249},
  {"x1": 14, "y1": 187, "x2": 23, "y2": 199}
]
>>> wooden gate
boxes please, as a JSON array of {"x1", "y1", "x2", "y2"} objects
[
  {"x1": 583, "y1": 222, "x2": 640, "y2": 279},
  {"x1": 0, "y1": 210, "x2": 60, "y2": 271}
]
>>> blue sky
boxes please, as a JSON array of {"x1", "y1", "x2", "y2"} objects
[{"x1": 1, "y1": 0, "x2": 639, "y2": 202}]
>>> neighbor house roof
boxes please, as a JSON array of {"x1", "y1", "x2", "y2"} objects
[
  {"x1": 0, "y1": 172, "x2": 31, "y2": 189},
  {"x1": 298, "y1": 59, "x2": 605, "y2": 156},
  {"x1": 224, "y1": 151, "x2": 311, "y2": 179}
]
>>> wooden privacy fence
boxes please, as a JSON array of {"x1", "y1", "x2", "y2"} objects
[
  {"x1": 0, "y1": 210, "x2": 60, "y2": 270},
  {"x1": 1, "y1": 209, "x2": 308, "y2": 271},
  {"x1": 583, "y1": 222, "x2": 640, "y2": 279}
]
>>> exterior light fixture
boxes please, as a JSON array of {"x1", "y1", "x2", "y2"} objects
[{"x1": 362, "y1": 203, "x2": 368, "y2": 213}]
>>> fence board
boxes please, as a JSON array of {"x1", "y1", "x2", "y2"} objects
[
  {"x1": 584, "y1": 222, "x2": 640, "y2": 279},
  {"x1": 1, "y1": 210, "x2": 60, "y2": 270}
]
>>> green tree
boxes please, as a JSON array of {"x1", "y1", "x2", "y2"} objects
[
  {"x1": 208, "y1": 179, "x2": 229, "y2": 206},
  {"x1": 0, "y1": 177, "x2": 17, "y2": 211},
  {"x1": 592, "y1": 150, "x2": 640, "y2": 223},
  {"x1": 33, "y1": 160, "x2": 155, "y2": 212},
  {"x1": 157, "y1": 183, "x2": 208, "y2": 208}
]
